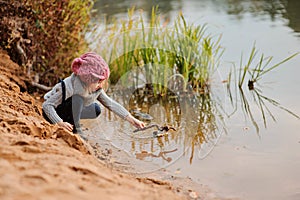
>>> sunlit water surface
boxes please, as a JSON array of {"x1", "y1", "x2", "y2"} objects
[{"x1": 85, "y1": 1, "x2": 300, "y2": 199}]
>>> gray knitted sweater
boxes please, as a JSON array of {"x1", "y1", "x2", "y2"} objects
[{"x1": 42, "y1": 73, "x2": 130, "y2": 124}]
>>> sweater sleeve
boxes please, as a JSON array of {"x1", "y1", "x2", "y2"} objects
[
  {"x1": 42, "y1": 83, "x2": 64, "y2": 124},
  {"x1": 97, "y1": 90, "x2": 130, "y2": 119}
]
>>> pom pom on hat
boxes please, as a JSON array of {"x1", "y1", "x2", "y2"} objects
[{"x1": 71, "y1": 52, "x2": 110, "y2": 84}]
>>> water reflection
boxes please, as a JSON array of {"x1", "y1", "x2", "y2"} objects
[
  {"x1": 92, "y1": 0, "x2": 300, "y2": 35},
  {"x1": 93, "y1": 0, "x2": 182, "y2": 23},
  {"x1": 284, "y1": 0, "x2": 300, "y2": 34},
  {"x1": 135, "y1": 148, "x2": 178, "y2": 162},
  {"x1": 233, "y1": 83, "x2": 300, "y2": 135},
  {"x1": 107, "y1": 76, "x2": 226, "y2": 165},
  {"x1": 225, "y1": 0, "x2": 300, "y2": 35},
  {"x1": 98, "y1": 61, "x2": 299, "y2": 168},
  {"x1": 226, "y1": 0, "x2": 287, "y2": 20}
]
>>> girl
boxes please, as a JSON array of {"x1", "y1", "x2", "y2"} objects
[{"x1": 42, "y1": 52, "x2": 145, "y2": 134}]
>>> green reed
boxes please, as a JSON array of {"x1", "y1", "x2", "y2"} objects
[
  {"x1": 226, "y1": 44, "x2": 300, "y2": 134},
  {"x1": 238, "y1": 44, "x2": 299, "y2": 89},
  {"x1": 248, "y1": 51, "x2": 299, "y2": 89},
  {"x1": 90, "y1": 7, "x2": 223, "y2": 95}
]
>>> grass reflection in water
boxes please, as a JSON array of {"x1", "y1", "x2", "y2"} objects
[
  {"x1": 108, "y1": 80, "x2": 226, "y2": 164},
  {"x1": 106, "y1": 63, "x2": 300, "y2": 166}
]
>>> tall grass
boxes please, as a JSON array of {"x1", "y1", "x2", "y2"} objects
[{"x1": 89, "y1": 7, "x2": 223, "y2": 95}]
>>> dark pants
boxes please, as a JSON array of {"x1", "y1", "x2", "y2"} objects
[{"x1": 43, "y1": 95, "x2": 101, "y2": 133}]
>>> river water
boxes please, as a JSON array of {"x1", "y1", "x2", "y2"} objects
[{"x1": 87, "y1": 1, "x2": 300, "y2": 199}]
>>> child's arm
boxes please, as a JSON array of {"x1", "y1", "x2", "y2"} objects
[
  {"x1": 42, "y1": 83, "x2": 64, "y2": 124},
  {"x1": 42, "y1": 80, "x2": 75, "y2": 132},
  {"x1": 97, "y1": 90, "x2": 145, "y2": 129}
]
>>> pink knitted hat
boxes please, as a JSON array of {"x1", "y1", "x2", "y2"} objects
[{"x1": 71, "y1": 52, "x2": 110, "y2": 84}]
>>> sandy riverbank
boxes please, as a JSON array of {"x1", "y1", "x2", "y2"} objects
[
  {"x1": 0, "y1": 49, "x2": 188, "y2": 200},
  {"x1": 0, "y1": 50, "x2": 235, "y2": 200}
]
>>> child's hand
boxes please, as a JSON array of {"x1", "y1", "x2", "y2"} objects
[
  {"x1": 57, "y1": 121, "x2": 74, "y2": 132},
  {"x1": 132, "y1": 118, "x2": 146, "y2": 129},
  {"x1": 126, "y1": 114, "x2": 145, "y2": 129}
]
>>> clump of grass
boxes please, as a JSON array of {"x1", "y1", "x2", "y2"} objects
[
  {"x1": 228, "y1": 44, "x2": 300, "y2": 133},
  {"x1": 89, "y1": 7, "x2": 223, "y2": 95},
  {"x1": 238, "y1": 44, "x2": 299, "y2": 90},
  {"x1": 171, "y1": 14, "x2": 223, "y2": 92}
]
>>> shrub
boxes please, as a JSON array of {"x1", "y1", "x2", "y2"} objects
[{"x1": 0, "y1": 0, "x2": 93, "y2": 87}]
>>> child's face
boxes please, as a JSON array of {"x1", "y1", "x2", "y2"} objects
[{"x1": 89, "y1": 79, "x2": 105, "y2": 92}]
